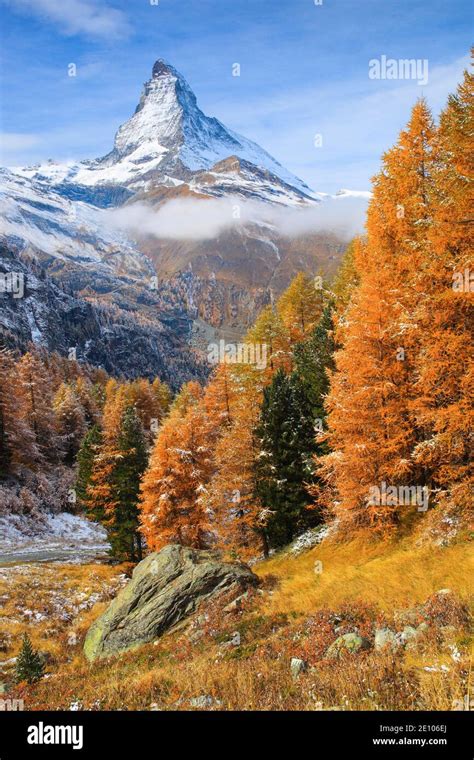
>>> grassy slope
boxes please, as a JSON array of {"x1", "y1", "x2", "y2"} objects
[
  {"x1": 5, "y1": 528, "x2": 472, "y2": 711},
  {"x1": 260, "y1": 533, "x2": 473, "y2": 614}
]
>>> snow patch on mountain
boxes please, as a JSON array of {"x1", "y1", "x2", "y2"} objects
[{"x1": 0, "y1": 169, "x2": 152, "y2": 277}]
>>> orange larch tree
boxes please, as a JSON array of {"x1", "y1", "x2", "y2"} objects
[
  {"x1": 412, "y1": 62, "x2": 474, "y2": 516},
  {"x1": 203, "y1": 363, "x2": 266, "y2": 558},
  {"x1": 322, "y1": 100, "x2": 437, "y2": 533},
  {"x1": 245, "y1": 305, "x2": 292, "y2": 376},
  {"x1": 0, "y1": 349, "x2": 38, "y2": 476},
  {"x1": 85, "y1": 380, "x2": 128, "y2": 523},
  {"x1": 139, "y1": 382, "x2": 215, "y2": 550},
  {"x1": 16, "y1": 350, "x2": 59, "y2": 465},
  {"x1": 277, "y1": 271, "x2": 326, "y2": 343}
]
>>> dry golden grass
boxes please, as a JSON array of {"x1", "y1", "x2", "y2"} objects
[
  {"x1": 19, "y1": 626, "x2": 471, "y2": 712},
  {"x1": 259, "y1": 533, "x2": 474, "y2": 615}
]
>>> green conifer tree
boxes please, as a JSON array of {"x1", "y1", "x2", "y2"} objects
[
  {"x1": 293, "y1": 303, "x2": 335, "y2": 429},
  {"x1": 76, "y1": 425, "x2": 103, "y2": 513},
  {"x1": 15, "y1": 633, "x2": 44, "y2": 684},
  {"x1": 253, "y1": 369, "x2": 318, "y2": 548},
  {"x1": 106, "y1": 406, "x2": 148, "y2": 561}
]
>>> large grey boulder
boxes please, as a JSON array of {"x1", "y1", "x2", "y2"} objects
[{"x1": 84, "y1": 545, "x2": 259, "y2": 661}]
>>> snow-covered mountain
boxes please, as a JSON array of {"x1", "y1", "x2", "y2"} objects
[
  {"x1": 11, "y1": 60, "x2": 317, "y2": 206},
  {"x1": 1, "y1": 58, "x2": 366, "y2": 371}
]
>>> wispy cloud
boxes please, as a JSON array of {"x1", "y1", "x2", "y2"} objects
[
  {"x1": 2, "y1": 0, "x2": 130, "y2": 39},
  {"x1": 107, "y1": 195, "x2": 368, "y2": 242}
]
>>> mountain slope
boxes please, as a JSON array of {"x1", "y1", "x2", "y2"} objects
[
  {"x1": 0, "y1": 169, "x2": 151, "y2": 276},
  {"x1": 0, "y1": 242, "x2": 205, "y2": 389},
  {"x1": 4, "y1": 528, "x2": 471, "y2": 711}
]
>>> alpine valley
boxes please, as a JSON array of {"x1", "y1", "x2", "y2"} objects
[{"x1": 0, "y1": 59, "x2": 365, "y2": 383}]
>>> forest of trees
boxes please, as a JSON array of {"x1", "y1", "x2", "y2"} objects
[
  {"x1": 0, "y1": 65, "x2": 472, "y2": 562},
  {"x1": 0, "y1": 346, "x2": 171, "y2": 553},
  {"x1": 0, "y1": 348, "x2": 109, "y2": 514}
]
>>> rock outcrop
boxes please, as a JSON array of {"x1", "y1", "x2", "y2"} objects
[
  {"x1": 84, "y1": 545, "x2": 259, "y2": 661},
  {"x1": 326, "y1": 633, "x2": 371, "y2": 659}
]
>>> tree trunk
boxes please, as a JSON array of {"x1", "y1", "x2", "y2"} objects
[{"x1": 261, "y1": 531, "x2": 270, "y2": 558}]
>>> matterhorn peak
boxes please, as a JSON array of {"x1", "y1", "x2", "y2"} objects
[
  {"x1": 108, "y1": 58, "x2": 314, "y2": 195},
  {"x1": 151, "y1": 58, "x2": 179, "y2": 79},
  {"x1": 112, "y1": 58, "x2": 194, "y2": 160},
  {"x1": 11, "y1": 57, "x2": 316, "y2": 202}
]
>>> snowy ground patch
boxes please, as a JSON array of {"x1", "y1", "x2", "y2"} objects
[
  {"x1": 289, "y1": 526, "x2": 330, "y2": 556},
  {"x1": 0, "y1": 512, "x2": 109, "y2": 564}
]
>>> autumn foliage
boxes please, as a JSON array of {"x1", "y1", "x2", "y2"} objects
[
  {"x1": 140, "y1": 65, "x2": 472, "y2": 552},
  {"x1": 321, "y1": 69, "x2": 473, "y2": 533}
]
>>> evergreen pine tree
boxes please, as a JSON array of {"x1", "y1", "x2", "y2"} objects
[
  {"x1": 294, "y1": 303, "x2": 335, "y2": 427},
  {"x1": 253, "y1": 369, "x2": 318, "y2": 549},
  {"x1": 15, "y1": 633, "x2": 44, "y2": 684},
  {"x1": 106, "y1": 406, "x2": 148, "y2": 561},
  {"x1": 76, "y1": 424, "x2": 103, "y2": 512}
]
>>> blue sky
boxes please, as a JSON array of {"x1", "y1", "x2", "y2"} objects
[{"x1": 0, "y1": 0, "x2": 471, "y2": 192}]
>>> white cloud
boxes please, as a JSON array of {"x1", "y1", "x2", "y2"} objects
[
  {"x1": 3, "y1": 0, "x2": 130, "y2": 39},
  {"x1": 107, "y1": 194, "x2": 369, "y2": 242}
]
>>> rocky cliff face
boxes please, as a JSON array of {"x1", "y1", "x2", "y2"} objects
[
  {"x1": 0, "y1": 243, "x2": 206, "y2": 389},
  {"x1": 140, "y1": 230, "x2": 346, "y2": 341}
]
